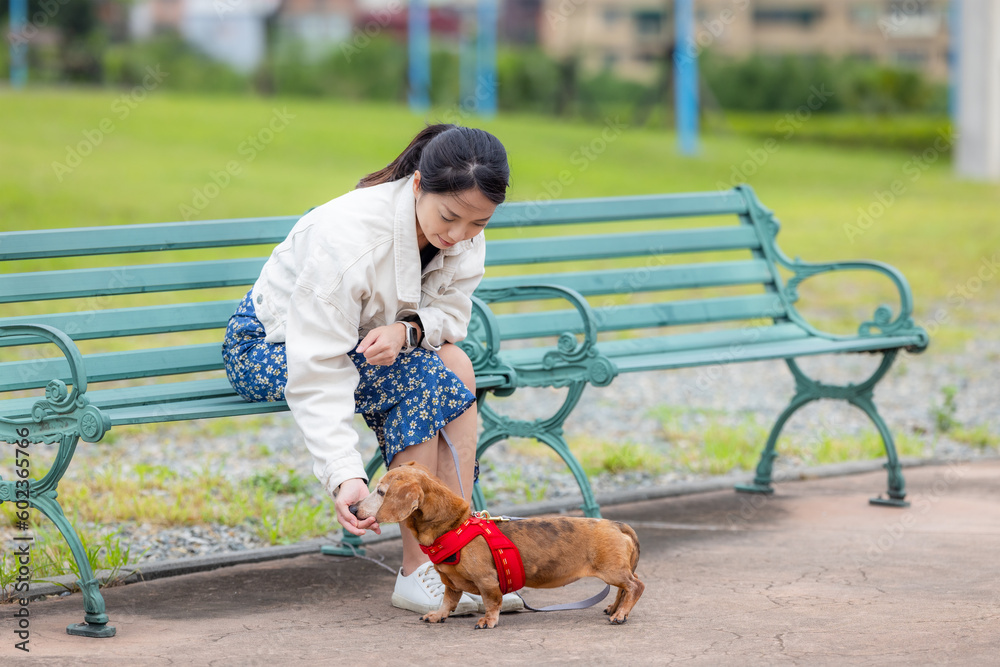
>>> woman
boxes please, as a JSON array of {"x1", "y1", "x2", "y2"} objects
[{"x1": 222, "y1": 123, "x2": 512, "y2": 615}]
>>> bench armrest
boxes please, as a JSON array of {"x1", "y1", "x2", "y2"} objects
[
  {"x1": 0, "y1": 324, "x2": 110, "y2": 443},
  {"x1": 459, "y1": 295, "x2": 517, "y2": 387},
  {"x1": 735, "y1": 184, "x2": 928, "y2": 353},
  {"x1": 774, "y1": 253, "x2": 930, "y2": 352},
  {"x1": 475, "y1": 283, "x2": 617, "y2": 387}
]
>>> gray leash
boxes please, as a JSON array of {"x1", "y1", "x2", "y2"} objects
[
  {"x1": 516, "y1": 584, "x2": 611, "y2": 612},
  {"x1": 337, "y1": 542, "x2": 398, "y2": 575},
  {"x1": 439, "y1": 428, "x2": 466, "y2": 501}
]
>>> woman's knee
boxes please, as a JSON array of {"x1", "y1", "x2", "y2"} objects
[
  {"x1": 389, "y1": 438, "x2": 436, "y2": 469},
  {"x1": 437, "y1": 343, "x2": 475, "y2": 392}
]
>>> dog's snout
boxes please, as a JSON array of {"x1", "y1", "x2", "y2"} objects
[{"x1": 348, "y1": 503, "x2": 359, "y2": 517}]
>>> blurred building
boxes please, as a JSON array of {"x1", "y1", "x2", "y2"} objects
[
  {"x1": 348, "y1": 1, "x2": 541, "y2": 48},
  {"x1": 501, "y1": 0, "x2": 543, "y2": 44},
  {"x1": 129, "y1": 0, "x2": 286, "y2": 72},
  {"x1": 126, "y1": 0, "x2": 539, "y2": 70},
  {"x1": 540, "y1": 0, "x2": 951, "y2": 82},
  {"x1": 123, "y1": 1, "x2": 949, "y2": 80},
  {"x1": 278, "y1": 0, "x2": 359, "y2": 60}
]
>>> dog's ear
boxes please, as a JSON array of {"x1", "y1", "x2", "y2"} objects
[{"x1": 376, "y1": 478, "x2": 422, "y2": 524}]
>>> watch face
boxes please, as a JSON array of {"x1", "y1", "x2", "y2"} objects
[{"x1": 406, "y1": 324, "x2": 419, "y2": 347}]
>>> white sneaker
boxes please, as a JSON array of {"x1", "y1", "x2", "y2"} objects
[
  {"x1": 466, "y1": 591, "x2": 525, "y2": 613},
  {"x1": 391, "y1": 561, "x2": 478, "y2": 616}
]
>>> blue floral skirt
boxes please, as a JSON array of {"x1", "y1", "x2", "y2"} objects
[{"x1": 222, "y1": 290, "x2": 476, "y2": 471}]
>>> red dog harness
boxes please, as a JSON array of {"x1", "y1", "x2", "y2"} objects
[{"x1": 419, "y1": 514, "x2": 526, "y2": 594}]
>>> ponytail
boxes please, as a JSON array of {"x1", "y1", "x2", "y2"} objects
[
  {"x1": 357, "y1": 123, "x2": 509, "y2": 205},
  {"x1": 357, "y1": 124, "x2": 457, "y2": 189}
]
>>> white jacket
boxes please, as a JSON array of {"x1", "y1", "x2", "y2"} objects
[{"x1": 249, "y1": 175, "x2": 486, "y2": 497}]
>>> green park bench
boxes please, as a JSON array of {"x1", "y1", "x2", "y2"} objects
[{"x1": 0, "y1": 184, "x2": 928, "y2": 638}]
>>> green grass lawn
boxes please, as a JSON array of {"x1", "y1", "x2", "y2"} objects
[{"x1": 3, "y1": 87, "x2": 996, "y2": 348}]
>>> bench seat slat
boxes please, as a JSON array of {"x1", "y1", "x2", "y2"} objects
[
  {"x1": 0, "y1": 217, "x2": 297, "y2": 261},
  {"x1": 607, "y1": 334, "x2": 924, "y2": 373},
  {"x1": 0, "y1": 301, "x2": 239, "y2": 347},
  {"x1": 498, "y1": 324, "x2": 807, "y2": 366},
  {"x1": 102, "y1": 396, "x2": 288, "y2": 425},
  {"x1": 487, "y1": 191, "x2": 748, "y2": 229},
  {"x1": 0, "y1": 259, "x2": 264, "y2": 304},
  {"x1": 498, "y1": 327, "x2": 921, "y2": 375},
  {"x1": 0, "y1": 344, "x2": 224, "y2": 393},
  {"x1": 495, "y1": 294, "x2": 786, "y2": 340},
  {"x1": 0, "y1": 378, "x2": 238, "y2": 420},
  {"x1": 0, "y1": 354, "x2": 506, "y2": 412},
  {"x1": 596, "y1": 325, "x2": 807, "y2": 358},
  {"x1": 96, "y1": 374, "x2": 509, "y2": 426},
  {"x1": 1, "y1": 374, "x2": 510, "y2": 423},
  {"x1": 478, "y1": 260, "x2": 774, "y2": 297},
  {"x1": 484, "y1": 227, "x2": 760, "y2": 266}
]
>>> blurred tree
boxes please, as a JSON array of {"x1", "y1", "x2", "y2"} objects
[
  {"x1": 701, "y1": 51, "x2": 943, "y2": 114},
  {"x1": 554, "y1": 57, "x2": 577, "y2": 117},
  {"x1": 1, "y1": 0, "x2": 130, "y2": 83}
]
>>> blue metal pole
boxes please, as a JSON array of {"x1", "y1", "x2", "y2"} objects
[
  {"x1": 475, "y1": 0, "x2": 498, "y2": 116},
  {"x1": 459, "y1": 5, "x2": 476, "y2": 111},
  {"x1": 408, "y1": 0, "x2": 430, "y2": 111},
  {"x1": 674, "y1": 0, "x2": 699, "y2": 155},
  {"x1": 10, "y1": 0, "x2": 28, "y2": 88},
  {"x1": 948, "y1": 0, "x2": 960, "y2": 123}
]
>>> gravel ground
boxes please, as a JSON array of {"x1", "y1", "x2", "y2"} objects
[{"x1": 10, "y1": 339, "x2": 1000, "y2": 566}]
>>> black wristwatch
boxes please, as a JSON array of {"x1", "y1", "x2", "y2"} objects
[{"x1": 400, "y1": 321, "x2": 420, "y2": 352}]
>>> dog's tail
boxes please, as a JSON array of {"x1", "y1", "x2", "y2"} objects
[{"x1": 615, "y1": 522, "x2": 640, "y2": 572}]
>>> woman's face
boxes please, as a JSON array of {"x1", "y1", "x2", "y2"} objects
[{"x1": 413, "y1": 171, "x2": 498, "y2": 250}]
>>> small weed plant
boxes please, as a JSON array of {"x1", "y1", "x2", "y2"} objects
[{"x1": 931, "y1": 385, "x2": 959, "y2": 432}]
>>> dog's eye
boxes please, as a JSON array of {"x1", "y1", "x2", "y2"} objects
[{"x1": 377, "y1": 488, "x2": 385, "y2": 496}]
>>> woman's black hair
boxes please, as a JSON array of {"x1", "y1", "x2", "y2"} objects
[{"x1": 357, "y1": 123, "x2": 509, "y2": 205}]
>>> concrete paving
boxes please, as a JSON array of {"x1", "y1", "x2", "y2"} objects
[{"x1": 4, "y1": 461, "x2": 999, "y2": 665}]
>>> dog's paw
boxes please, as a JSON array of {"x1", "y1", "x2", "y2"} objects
[
  {"x1": 608, "y1": 614, "x2": 628, "y2": 625},
  {"x1": 474, "y1": 616, "x2": 498, "y2": 629},
  {"x1": 420, "y1": 612, "x2": 447, "y2": 624}
]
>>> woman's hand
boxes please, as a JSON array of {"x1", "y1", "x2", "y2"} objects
[
  {"x1": 355, "y1": 323, "x2": 408, "y2": 366},
  {"x1": 334, "y1": 478, "x2": 381, "y2": 537}
]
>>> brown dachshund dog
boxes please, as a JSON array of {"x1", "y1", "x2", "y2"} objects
[{"x1": 352, "y1": 462, "x2": 644, "y2": 629}]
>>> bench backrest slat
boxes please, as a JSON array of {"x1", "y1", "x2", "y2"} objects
[
  {"x1": 495, "y1": 294, "x2": 786, "y2": 340},
  {"x1": 487, "y1": 191, "x2": 749, "y2": 229},
  {"x1": 1, "y1": 344, "x2": 223, "y2": 393},
  {"x1": 478, "y1": 259, "x2": 774, "y2": 297},
  {"x1": 0, "y1": 259, "x2": 264, "y2": 303},
  {"x1": 0, "y1": 218, "x2": 297, "y2": 260},
  {"x1": 0, "y1": 301, "x2": 237, "y2": 347},
  {"x1": 484, "y1": 227, "x2": 760, "y2": 266}
]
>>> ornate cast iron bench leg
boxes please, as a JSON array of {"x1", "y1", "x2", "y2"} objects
[
  {"x1": 1, "y1": 324, "x2": 118, "y2": 637},
  {"x1": 31, "y1": 455, "x2": 116, "y2": 638},
  {"x1": 735, "y1": 351, "x2": 908, "y2": 507},
  {"x1": 474, "y1": 382, "x2": 602, "y2": 518},
  {"x1": 0, "y1": 432, "x2": 116, "y2": 637}
]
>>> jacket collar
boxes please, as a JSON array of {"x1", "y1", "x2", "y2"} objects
[{"x1": 393, "y1": 174, "x2": 478, "y2": 303}]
